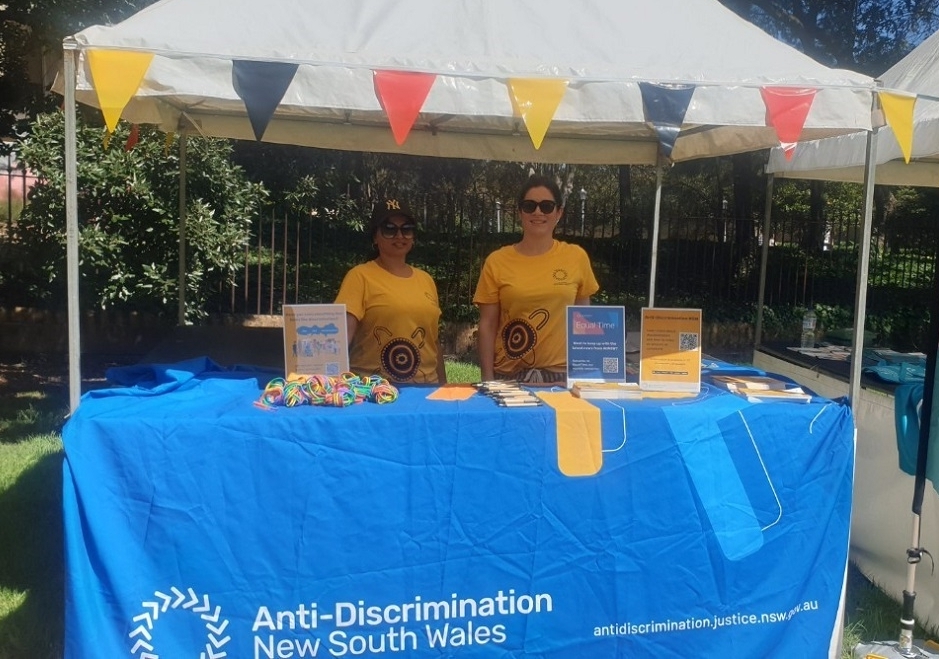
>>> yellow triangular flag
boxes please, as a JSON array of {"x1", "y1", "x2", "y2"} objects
[
  {"x1": 508, "y1": 87, "x2": 522, "y2": 118},
  {"x1": 87, "y1": 50, "x2": 154, "y2": 133},
  {"x1": 508, "y1": 79, "x2": 569, "y2": 149},
  {"x1": 878, "y1": 90, "x2": 917, "y2": 164}
]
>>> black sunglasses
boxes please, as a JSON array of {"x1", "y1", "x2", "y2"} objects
[
  {"x1": 519, "y1": 199, "x2": 558, "y2": 214},
  {"x1": 379, "y1": 222, "x2": 416, "y2": 239}
]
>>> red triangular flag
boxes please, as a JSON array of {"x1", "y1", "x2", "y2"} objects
[
  {"x1": 124, "y1": 124, "x2": 140, "y2": 151},
  {"x1": 373, "y1": 70, "x2": 437, "y2": 145},
  {"x1": 760, "y1": 87, "x2": 817, "y2": 160}
]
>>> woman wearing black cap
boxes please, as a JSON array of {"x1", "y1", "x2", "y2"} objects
[{"x1": 334, "y1": 198, "x2": 447, "y2": 384}]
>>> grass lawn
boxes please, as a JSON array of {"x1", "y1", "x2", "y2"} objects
[
  {"x1": 0, "y1": 357, "x2": 933, "y2": 658},
  {"x1": 0, "y1": 383, "x2": 67, "y2": 659}
]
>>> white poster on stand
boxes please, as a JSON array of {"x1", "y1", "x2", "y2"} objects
[{"x1": 283, "y1": 304, "x2": 349, "y2": 377}]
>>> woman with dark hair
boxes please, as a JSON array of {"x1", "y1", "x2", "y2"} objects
[
  {"x1": 334, "y1": 198, "x2": 447, "y2": 384},
  {"x1": 473, "y1": 175, "x2": 599, "y2": 383}
]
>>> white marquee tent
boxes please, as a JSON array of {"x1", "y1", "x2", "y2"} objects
[
  {"x1": 762, "y1": 27, "x2": 939, "y2": 405},
  {"x1": 66, "y1": 0, "x2": 876, "y2": 164},
  {"x1": 768, "y1": 26, "x2": 939, "y2": 186},
  {"x1": 762, "y1": 27, "x2": 939, "y2": 640},
  {"x1": 60, "y1": 0, "x2": 881, "y2": 411},
  {"x1": 762, "y1": 30, "x2": 939, "y2": 397}
]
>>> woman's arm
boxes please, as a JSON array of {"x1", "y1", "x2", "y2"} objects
[
  {"x1": 436, "y1": 352, "x2": 448, "y2": 384},
  {"x1": 477, "y1": 303, "x2": 500, "y2": 381},
  {"x1": 345, "y1": 312, "x2": 358, "y2": 345}
]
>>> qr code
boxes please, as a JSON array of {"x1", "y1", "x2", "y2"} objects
[
  {"x1": 679, "y1": 332, "x2": 700, "y2": 351},
  {"x1": 602, "y1": 357, "x2": 619, "y2": 373},
  {"x1": 325, "y1": 362, "x2": 340, "y2": 376}
]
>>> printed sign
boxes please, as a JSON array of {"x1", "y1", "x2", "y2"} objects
[
  {"x1": 565, "y1": 305, "x2": 627, "y2": 388},
  {"x1": 639, "y1": 307, "x2": 702, "y2": 392},
  {"x1": 283, "y1": 304, "x2": 349, "y2": 376}
]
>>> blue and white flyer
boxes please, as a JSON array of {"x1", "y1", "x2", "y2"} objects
[
  {"x1": 565, "y1": 305, "x2": 627, "y2": 388},
  {"x1": 283, "y1": 303, "x2": 349, "y2": 377}
]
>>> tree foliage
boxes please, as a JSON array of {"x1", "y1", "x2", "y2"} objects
[
  {"x1": 6, "y1": 112, "x2": 264, "y2": 319},
  {"x1": 719, "y1": 0, "x2": 939, "y2": 73},
  {"x1": 0, "y1": 0, "x2": 159, "y2": 145}
]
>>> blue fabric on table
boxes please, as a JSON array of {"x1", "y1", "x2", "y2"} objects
[
  {"x1": 100, "y1": 356, "x2": 280, "y2": 397},
  {"x1": 62, "y1": 360, "x2": 856, "y2": 659},
  {"x1": 700, "y1": 356, "x2": 766, "y2": 376},
  {"x1": 661, "y1": 392, "x2": 763, "y2": 560}
]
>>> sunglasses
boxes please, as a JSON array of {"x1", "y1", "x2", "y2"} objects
[
  {"x1": 379, "y1": 222, "x2": 416, "y2": 239},
  {"x1": 519, "y1": 199, "x2": 558, "y2": 214}
]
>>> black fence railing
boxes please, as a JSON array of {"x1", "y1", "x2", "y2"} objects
[
  {"x1": 0, "y1": 152, "x2": 34, "y2": 229},
  {"x1": 3, "y1": 180, "x2": 935, "y2": 347},
  {"x1": 215, "y1": 196, "x2": 936, "y2": 332}
]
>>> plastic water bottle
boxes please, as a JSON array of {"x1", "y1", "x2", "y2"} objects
[{"x1": 800, "y1": 309, "x2": 817, "y2": 349}]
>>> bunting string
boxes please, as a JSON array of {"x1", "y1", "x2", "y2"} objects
[{"x1": 85, "y1": 50, "x2": 917, "y2": 160}]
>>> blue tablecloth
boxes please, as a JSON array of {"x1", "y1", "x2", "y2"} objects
[{"x1": 62, "y1": 361, "x2": 855, "y2": 659}]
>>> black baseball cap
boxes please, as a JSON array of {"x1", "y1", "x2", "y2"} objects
[{"x1": 370, "y1": 198, "x2": 415, "y2": 226}]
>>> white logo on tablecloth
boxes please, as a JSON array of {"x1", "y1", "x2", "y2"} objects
[{"x1": 128, "y1": 586, "x2": 231, "y2": 658}]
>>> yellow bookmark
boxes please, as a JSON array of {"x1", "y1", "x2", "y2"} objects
[{"x1": 537, "y1": 392, "x2": 603, "y2": 477}]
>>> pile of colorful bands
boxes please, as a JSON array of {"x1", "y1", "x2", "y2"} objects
[{"x1": 256, "y1": 372, "x2": 399, "y2": 409}]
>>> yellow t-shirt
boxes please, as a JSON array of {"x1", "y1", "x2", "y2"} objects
[
  {"x1": 473, "y1": 240, "x2": 600, "y2": 377},
  {"x1": 335, "y1": 261, "x2": 443, "y2": 383}
]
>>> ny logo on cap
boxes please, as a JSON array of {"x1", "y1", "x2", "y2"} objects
[{"x1": 386, "y1": 199, "x2": 402, "y2": 211}]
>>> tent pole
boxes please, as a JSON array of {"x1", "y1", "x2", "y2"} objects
[
  {"x1": 177, "y1": 133, "x2": 188, "y2": 325},
  {"x1": 847, "y1": 93, "x2": 880, "y2": 407},
  {"x1": 63, "y1": 39, "x2": 81, "y2": 414},
  {"x1": 898, "y1": 266, "x2": 939, "y2": 656},
  {"x1": 754, "y1": 173, "x2": 774, "y2": 350},
  {"x1": 899, "y1": 515, "x2": 923, "y2": 655},
  {"x1": 648, "y1": 160, "x2": 664, "y2": 308}
]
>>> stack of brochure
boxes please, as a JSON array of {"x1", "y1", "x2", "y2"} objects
[
  {"x1": 570, "y1": 381, "x2": 642, "y2": 400},
  {"x1": 739, "y1": 388, "x2": 813, "y2": 403},
  {"x1": 711, "y1": 375, "x2": 788, "y2": 391},
  {"x1": 710, "y1": 375, "x2": 812, "y2": 403}
]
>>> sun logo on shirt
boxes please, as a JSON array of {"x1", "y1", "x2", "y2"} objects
[
  {"x1": 499, "y1": 308, "x2": 550, "y2": 364},
  {"x1": 553, "y1": 269, "x2": 568, "y2": 281},
  {"x1": 375, "y1": 326, "x2": 425, "y2": 381}
]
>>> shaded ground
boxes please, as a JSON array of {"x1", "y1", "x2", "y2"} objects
[
  {"x1": 0, "y1": 352, "x2": 141, "y2": 398},
  {"x1": 0, "y1": 327, "x2": 285, "y2": 399}
]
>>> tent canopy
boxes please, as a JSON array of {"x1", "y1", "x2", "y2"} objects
[
  {"x1": 60, "y1": 0, "x2": 883, "y2": 412},
  {"x1": 764, "y1": 27, "x2": 939, "y2": 642},
  {"x1": 767, "y1": 27, "x2": 939, "y2": 185},
  {"x1": 761, "y1": 29, "x2": 939, "y2": 401},
  {"x1": 64, "y1": 0, "x2": 876, "y2": 165}
]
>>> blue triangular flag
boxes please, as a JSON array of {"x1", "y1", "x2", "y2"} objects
[
  {"x1": 232, "y1": 60, "x2": 299, "y2": 141},
  {"x1": 638, "y1": 82, "x2": 695, "y2": 158}
]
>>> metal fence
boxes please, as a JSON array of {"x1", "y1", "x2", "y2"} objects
[
  {"x1": 217, "y1": 193, "x2": 937, "y2": 325},
  {"x1": 4, "y1": 173, "x2": 934, "y2": 337},
  {"x1": 0, "y1": 152, "x2": 34, "y2": 228}
]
